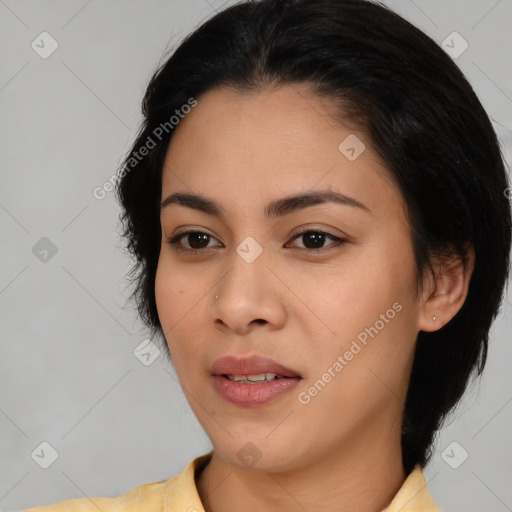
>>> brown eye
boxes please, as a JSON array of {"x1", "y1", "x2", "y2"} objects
[
  {"x1": 166, "y1": 229, "x2": 346, "y2": 254},
  {"x1": 288, "y1": 230, "x2": 346, "y2": 252},
  {"x1": 167, "y1": 231, "x2": 220, "y2": 251}
]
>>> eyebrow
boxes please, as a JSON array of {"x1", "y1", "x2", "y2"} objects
[{"x1": 160, "y1": 189, "x2": 371, "y2": 218}]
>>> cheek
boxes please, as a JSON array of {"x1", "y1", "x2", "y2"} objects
[
  {"x1": 154, "y1": 252, "x2": 199, "y2": 321},
  {"x1": 297, "y1": 242, "x2": 418, "y2": 376},
  {"x1": 154, "y1": 255, "x2": 209, "y2": 360},
  {"x1": 154, "y1": 257, "x2": 188, "y2": 348},
  {"x1": 328, "y1": 268, "x2": 418, "y2": 406},
  {"x1": 155, "y1": 261, "x2": 180, "y2": 326},
  {"x1": 308, "y1": 255, "x2": 408, "y2": 338}
]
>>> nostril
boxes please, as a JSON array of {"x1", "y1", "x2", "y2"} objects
[{"x1": 253, "y1": 319, "x2": 266, "y2": 324}]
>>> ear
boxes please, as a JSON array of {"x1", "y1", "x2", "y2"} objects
[{"x1": 417, "y1": 245, "x2": 475, "y2": 333}]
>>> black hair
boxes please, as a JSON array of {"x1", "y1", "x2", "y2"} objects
[{"x1": 115, "y1": 0, "x2": 512, "y2": 475}]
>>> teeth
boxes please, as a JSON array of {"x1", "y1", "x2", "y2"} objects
[{"x1": 226, "y1": 373, "x2": 278, "y2": 382}]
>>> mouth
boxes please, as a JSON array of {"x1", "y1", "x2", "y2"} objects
[
  {"x1": 223, "y1": 373, "x2": 294, "y2": 383},
  {"x1": 211, "y1": 354, "x2": 302, "y2": 379},
  {"x1": 210, "y1": 355, "x2": 302, "y2": 407}
]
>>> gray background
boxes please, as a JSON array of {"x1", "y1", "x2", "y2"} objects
[{"x1": 1, "y1": 0, "x2": 511, "y2": 510}]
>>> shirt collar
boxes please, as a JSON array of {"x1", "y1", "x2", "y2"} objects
[{"x1": 381, "y1": 465, "x2": 442, "y2": 512}]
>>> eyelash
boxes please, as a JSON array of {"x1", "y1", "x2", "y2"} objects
[{"x1": 166, "y1": 229, "x2": 347, "y2": 254}]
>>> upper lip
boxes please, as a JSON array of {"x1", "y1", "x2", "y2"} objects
[{"x1": 211, "y1": 355, "x2": 301, "y2": 378}]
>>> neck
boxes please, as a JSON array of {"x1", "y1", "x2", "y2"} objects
[{"x1": 196, "y1": 424, "x2": 406, "y2": 512}]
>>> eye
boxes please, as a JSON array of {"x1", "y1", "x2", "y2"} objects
[
  {"x1": 166, "y1": 228, "x2": 347, "y2": 254},
  {"x1": 167, "y1": 230, "x2": 221, "y2": 252},
  {"x1": 286, "y1": 229, "x2": 347, "y2": 252}
]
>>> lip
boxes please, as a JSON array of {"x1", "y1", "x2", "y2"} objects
[
  {"x1": 210, "y1": 355, "x2": 302, "y2": 407},
  {"x1": 211, "y1": 355, "x2": 301, "y2": 378}
]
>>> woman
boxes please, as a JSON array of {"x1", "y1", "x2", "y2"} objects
[{"x1": 24, "y1": 0, "x2": 511, "y2": 510}]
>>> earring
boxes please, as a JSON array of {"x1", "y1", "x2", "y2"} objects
[{"x1": 432, "y1": 316, "x2": 436, "y2": 321}]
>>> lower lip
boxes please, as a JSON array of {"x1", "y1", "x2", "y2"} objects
[{"x1": 212, "y1": 375, "x2": 301, "y2": 407}]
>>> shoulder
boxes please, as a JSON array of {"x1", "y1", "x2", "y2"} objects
[
  {"x1": 21, "y1": 452, "x2": 212, "y2": 512},
  {"x1": 21, "y1": 478, "x2": 171, "y2": 512}
]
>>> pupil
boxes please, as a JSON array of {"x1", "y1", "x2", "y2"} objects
[
  {"x1": 189, "y1": 233, "x2": 209, "y2": 249},
  {"x1": 303, "y1": 232, "x2": 324, "y2": 249}
]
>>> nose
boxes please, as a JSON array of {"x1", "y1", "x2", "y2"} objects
[{"x1": 211, "y1": 245, "x2": 287, "y2": 335}]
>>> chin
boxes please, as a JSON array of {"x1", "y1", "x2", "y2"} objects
[{"x1": 211, "y1": 433, "x2": 306, "y2": 473}]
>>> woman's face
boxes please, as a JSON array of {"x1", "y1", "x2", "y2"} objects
[{"x1": 155, "y1": 85, "x2": 428, "y2": 471}]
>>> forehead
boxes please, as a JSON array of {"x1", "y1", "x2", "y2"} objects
[{"x1": 161, "y1": 85, "x2": 404, "y2": 221}]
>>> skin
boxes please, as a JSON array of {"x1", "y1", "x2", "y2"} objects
[{"x1": 154, "y1": 85, "x2": 474, "y2": 512}]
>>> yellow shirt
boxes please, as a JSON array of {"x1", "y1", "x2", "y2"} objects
[{"x1": 23, "y1": 452, "x2": 442, "y2": 511}]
